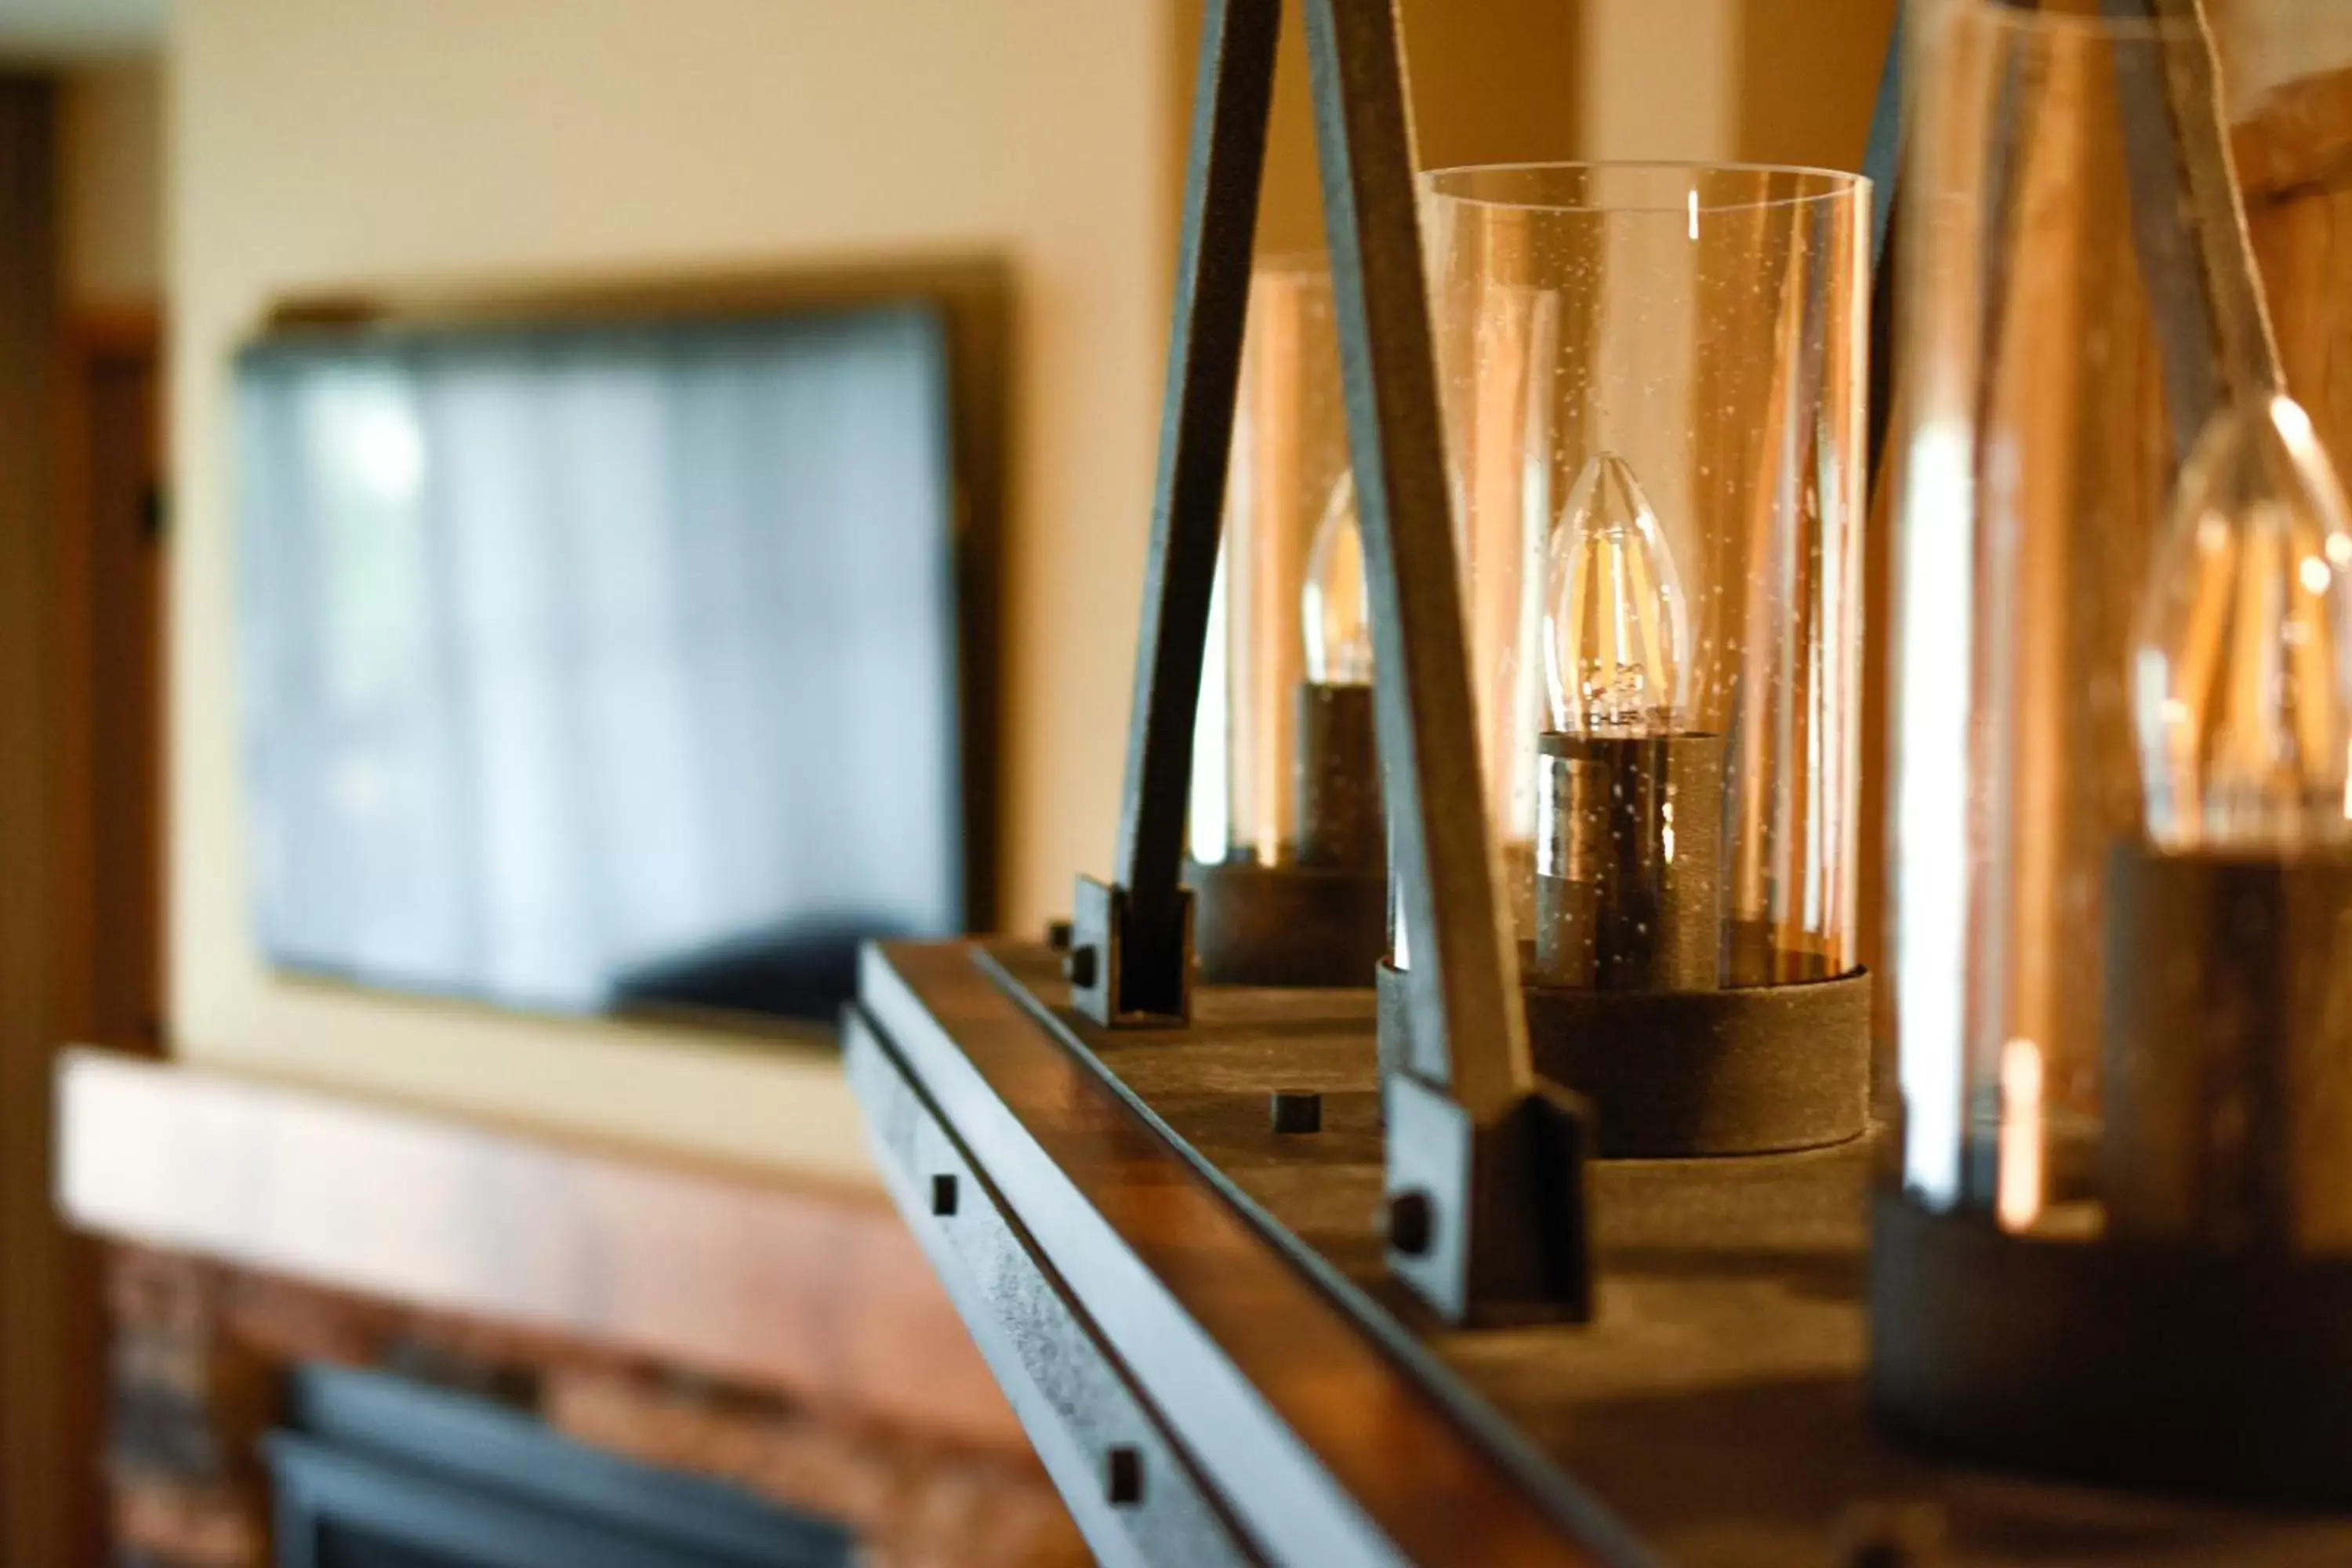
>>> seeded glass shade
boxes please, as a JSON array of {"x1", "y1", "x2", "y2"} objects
[
  {"x1": 1890, "y1": 2, "x2": 2352, "y2": 1243},
  {"x1": 1190, "y1": 259, "x2": 1355, "y2": 868},
  {"x1": 1396, "y1": 162, "x2": 1869, "y2": 988}
]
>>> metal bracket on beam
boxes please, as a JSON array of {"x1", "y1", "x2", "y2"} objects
[
  {"x1": 1862, "y1": 0, "x2": 1905, "y2": 485},
  {"x1": 2105, "y1": 0, "x2": 2287, "y2": 457},
  {"x1": 1072, "y1": 0, "x2": 1595, "y2": 1322},
  {"x1": 1302, "y1": 0, "x2": 1592, "y2": 1327},
  {"x1": 1070, "y1": 0, "x2": 1279, "y2": 1029}
]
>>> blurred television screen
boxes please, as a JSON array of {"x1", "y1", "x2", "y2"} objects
[{"x1": 233, "y1": 305, "x2": 964, "y2": 1029}]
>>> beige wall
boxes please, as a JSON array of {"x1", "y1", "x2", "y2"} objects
[
  {"x1": 1584, "y1": 0, "x2": 1741, "y2": 161},
  {"x1": 171, "y1": 0, "x2": 1180, "y2": 1175},
  {"x1": 1240, "y1": 0, "x2": 1893, "y2": 253},
  {"x1": 58, "y1": 56, "x2": 163, "y2": 307},
  {"x1": 1734, "y1": 0, "x2": 1897, "y2": 168},
  {"x1": 1587, "y1": 0, "x2": 1899, "y2": 169},
  {"x1": 1225, "y1": 0, "x2": 1591, "y2": 256}
]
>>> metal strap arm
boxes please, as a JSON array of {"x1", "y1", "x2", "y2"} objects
[
  {"x1": 1069, "y1": 0, "x2": 1281, "y2": 1027},
  {"x1": 1303, "y1": 0, "x2": 1591, "y2": 1325}
]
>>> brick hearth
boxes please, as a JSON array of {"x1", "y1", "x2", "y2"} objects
[{"x1": 108, "y1": 1247, "x2": 1085, "y2": 1568}]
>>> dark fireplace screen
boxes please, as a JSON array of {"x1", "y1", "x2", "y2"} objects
[{"x1": 265, "y1": 1365, "x2": 852, "y2": 1568}]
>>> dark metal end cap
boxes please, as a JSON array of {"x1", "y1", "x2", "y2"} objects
[
  {"x1": 1831, "y1": 1500, "x2": 1947, "y2": 1568},
  {"x1": 1105, "y1": 1445, "x2": 1145, "y2": 1507},
  {"x1": 1269, "y1": 1090, "x2": 1323, "y2": 1135},
  {"x1": 1386, "y1": 1189, "x2": 1435, "y2": 1256}
]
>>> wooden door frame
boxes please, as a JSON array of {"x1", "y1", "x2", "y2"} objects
[
  {"x1": 53, "y1": 303, "x2": 166, "y2": 1055},
  {"x1": 9, "y1": 299, "x2": 168, "y2": 1568}
]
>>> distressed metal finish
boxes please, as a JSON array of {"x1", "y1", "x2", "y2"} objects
[
  {"x1": 1532, "y1": 733, "x2": 1724, "y2": 993},
  {"x1": 1295, "y1": 682, "x2": 1382, "y2": 872},
  {"x1": 1383, "y1": 1074, "x2": 1595, "y2": 1323},
  {"x1": 855, "y1": 943, "x2": 1617, "y2": 1566},
  {"x1": 2106, "y1": 3, "x2": 2230, "y2": 462},
  {"x1": 844, "y1": 1007, "x2": 1262, "y2": 1567},
  {"x1": 2100, "y1": 849, "x2": 2352, "y2": 1252},
  {"x1": 1874, "y1": 1192, "x2": 2352, "y2": 1508},
  {"x1": 852, "y1": 941, "x2": 2352, "y2": 1563},
  {"x1": 1068, "y1": 0, "x2": 1588, "y2": 1318},
  {"x1": 1071, "y1": 874, "x2": 1196, "y2": 1029},
  {"x1": 1301, "y1": 0, "x2": 1588, "y2": 1327},
  {"x1": 1187, "y1": 858, "x2": 1387, "y2": 989},
  {"x1": 1862, "y1": 1, "x2": 1904, "y2": 484},
  {"x1": 1863, "y1": 0, "x2": 1900, "y2": 495},
  {"x1": 1299, "y1": 0, "x2": 1525, "y2": 1123},
  {"x1": 1860, "y1": 2, "x2": 1904, "y2": 269},
  {"x1": 2138, "y1": 0, "x2": 2285, "y2": 403},
  {"x1": 2106, "y1": 0, "x2": 2288, "y2": 462},
  {"x1": 1377, "y1": 963, "x2": 1875, "y2": 1160},
  {"x1": 1077, "y1": 0, "x2": 1280, "y2": 1028}
]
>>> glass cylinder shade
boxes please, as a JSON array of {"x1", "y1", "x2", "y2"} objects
[
  {"x1": 1398, "y1": 162, "x2": 1869, "y2": 995},
  {"x1": 1190, "y1": 259, "x2": 1379, "y2": 877},
  {"x1": 1890, "y1": 2, "x2": 2352, "y2": 1245}
]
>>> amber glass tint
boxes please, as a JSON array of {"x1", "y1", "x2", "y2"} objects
[
  {"x1": 1190, "y1": 260, "x2": 1352, "y2": 866},
  {"x1": 1886, "y1": 2, "x2": 2352, "y2": 1236},
  {"x1": 1400, "y1": 162, "x2": 1869, "y2": 987}
]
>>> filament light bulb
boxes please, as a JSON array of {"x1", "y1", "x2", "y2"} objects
[
  {"x1": 1302, "y1": 470, "x2": 1374, "y2": 686},
  {"x1": 2132, "y1": 397, "x2": 2352, "y2": 854},
  {"x1": 1543, "y1": 452, "x2": 1689, "y2": 735}
]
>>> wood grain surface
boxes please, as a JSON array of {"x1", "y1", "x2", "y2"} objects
[
  {"x1": 860, "y1": 941, "x2": 1637, "y2": 1567},
  {"x1": 57, "y1": 1047, "x2": 1025, "y2": 1453},
  {"x1": 862, "y1": 940, "x2": 2352, "y2": 1565}
]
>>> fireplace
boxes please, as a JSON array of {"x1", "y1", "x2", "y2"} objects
[
  {"x1": 265, "y1": 1365, "x2": 852, "y2": 1568},
  {"x1": 70, "y1": 1055, "x2": 1089, "y2": 1566}
]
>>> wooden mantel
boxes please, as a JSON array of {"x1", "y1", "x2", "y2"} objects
[{"x1": 56, "y1": 1047, "x2": 1023, "y2": 1454}]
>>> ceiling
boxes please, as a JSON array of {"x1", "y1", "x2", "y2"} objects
[{"x1": 0, "y1": 0, "x2": 162, "y2": 60}]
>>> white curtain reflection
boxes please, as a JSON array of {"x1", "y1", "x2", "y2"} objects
[{"x1": 236, "y1": 310, "x2": 960, "y2": 1019}]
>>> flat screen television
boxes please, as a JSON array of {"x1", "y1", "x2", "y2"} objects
[{"x1": 233, "y1": 299, "x2": 978, "y2": 1030}]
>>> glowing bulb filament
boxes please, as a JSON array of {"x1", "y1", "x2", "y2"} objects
[
  {"x1": 2132, "y1": 397, "x2": 2352, "y2": 853},
  {"x1": 1543, "y1": 452, "x2": 1689, "y2": 735},
  {"x1": 1302, "y1": 471, "x2": 1374, "y2": 686}
]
